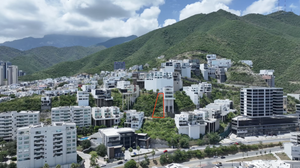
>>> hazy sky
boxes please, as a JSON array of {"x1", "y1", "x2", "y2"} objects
[{"x1": 0, "y1": 0, "x2": 299, "y2": 43}]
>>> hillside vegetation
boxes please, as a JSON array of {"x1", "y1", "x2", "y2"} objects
[
  {"x1": 226, "y1": 62, "x2": 268, "y2": 86},
  {"x1": 23, "y1": 10, "x2": 300, "y2": 92},
  {"x1": 0, "y1": 45, "x2": 105, "y2": 74}
]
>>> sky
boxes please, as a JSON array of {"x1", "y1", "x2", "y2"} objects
[{"x1": 0, "y1": 0, "x2": 300, "y2": 43}]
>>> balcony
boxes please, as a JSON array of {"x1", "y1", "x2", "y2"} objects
[{"x1": 53, "y1": 138, "x2": 62, "y2": 142}]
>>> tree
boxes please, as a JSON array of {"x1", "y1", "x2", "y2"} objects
[
  {"x1": 160, "y1": 154, "x2": 168, "y2": 165},
  {"x1": 144, "y1": 154, "x2": 149, "y2": 164},
  {"x1": 124, "y1": 159, "x2": 137, "y2": 168},
  {"x1": 129, "y1": 147, "x2": 133, "y2": 157},
  {"x1": 70, "y1": 163, "x2": 80, "y2": 168},
  {"x1": 137, "y1": 146, "x2": 141, "y2": 163},
  {"x1": 121, "y1": 147, "x2": 126, "y2": 158},
  {"x1": 8, "y1": 162, "x2": 16, "y2": 168},
  {"x1": 152, "y1": 149, "x2": 155, "y2": 160},
  {"x1": 43, "y1": 163, "x2": 50, "y2": 168},
  {"x1": 96, "y1": 144, "x2": 107, "y2": 157},
  {"x1": 81, "y1": 140, "x2": 91, "y2": 149},
  {"x1": 90, "y1": 151, "x2": 98, "y2": 167},
  {"x1": 55, "y1": 165, "x2": 61, "y2": 168},
  {"x1": 0, "y1": 151, "x2": 8, "y2": 162}
]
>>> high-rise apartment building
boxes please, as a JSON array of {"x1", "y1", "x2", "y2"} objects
[
  {"x1": 240, "y1": 87, "x2": 283, "y2": 116},
  {"x1": 6, "y1": 65, "x2": 18, "y2": 85},
  {"x1": 17, "y1": 122, "x2": 77, "y2": 168},
  {"x1": 0, "y1": 65, "x2": 4, "y2": 85},
  {"x1": 0, "y1": 111, "x2": 40, "y2": 140},
  {"x1": 51, "y1": 106, "x2": 91, "y2": 127}
]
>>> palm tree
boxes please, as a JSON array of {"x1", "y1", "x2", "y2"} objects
[
  {"x1": 121, "y1": 147, "x2": 126, "y2": 159},
  {"x1": 137, "y1": 146, "x2": 141, "y2": 163},
  {"x1": 129, "y1": 147, "x2": 133, "y2": 158},
  {"x1": 152, "y1": 149, "x2": 155, "y2": 160},
  {"x1": 55, "y1": 165, "x2": 61, "y2": 168}
]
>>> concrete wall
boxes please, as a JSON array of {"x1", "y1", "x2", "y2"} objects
[{"x1": 150, "y1": 139, "x2": 169, "y2": 148}]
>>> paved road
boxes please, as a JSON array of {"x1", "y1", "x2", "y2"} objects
[{"x1": 83, "y1": 138, "x2": 291, "y2": 168}]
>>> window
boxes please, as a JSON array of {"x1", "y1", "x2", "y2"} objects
[{"x1": 35, "y1": 131, "x2": 41, "y2": 134}]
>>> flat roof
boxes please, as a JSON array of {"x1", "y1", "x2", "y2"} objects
[{"x1": 99, "y1": 127, "x2": 135, "y2": 137}]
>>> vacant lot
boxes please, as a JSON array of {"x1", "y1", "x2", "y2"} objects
[{"x1": 276, "y1": 153, "x2": 291, "y2": 160}]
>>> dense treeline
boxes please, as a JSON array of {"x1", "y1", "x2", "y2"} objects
[{"x1": 0, "y1": 95, "x2": 41, "y2": 112}]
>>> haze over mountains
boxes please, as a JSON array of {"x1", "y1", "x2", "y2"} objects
[
  {"x1": 0, "y1": 35, "x2": 137, "y2": 74},
  {"x1": 22, "y1": 10, "x2": 300, "y2": 92}
]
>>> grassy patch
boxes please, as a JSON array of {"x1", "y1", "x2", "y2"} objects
[
  {"x1": 276, "y1": 153, "x2": 291, "y2": 160},
  {"x1": 229, "y1": 153, "x2": 277, "y2": 162}
]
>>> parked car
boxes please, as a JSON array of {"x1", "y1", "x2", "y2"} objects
[
  {"x1": 213, "y1": 156, "x2": 218, "y2": 158},
  {"x1": 101, "y1": 164, "x2": 106, "y2": 167},
  {"x1": 133, "y1": 152, "x2": 137, "y2": 155},
  {"x1": 235, "y1": 142, "x2": 239, "y2": 145},
  {"x1": 221, "y1": 156, "x2": 226, "y2": 159},
  {"x1": 163, "y1": 150, "x2": 168, "y2": 153},
  {"x1": 215, "y1": 162, "x2": 222, "y2": 166},
  {"x1": 117, "y1": 161, "x2": 123, "y2": 164},
  {"x1": 124, "y1": 159, "x2": 128, "y2": 161}
]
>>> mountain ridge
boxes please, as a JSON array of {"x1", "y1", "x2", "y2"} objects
[{"x1": 21, "y1": 10, "x2": 300, "y2": 92}]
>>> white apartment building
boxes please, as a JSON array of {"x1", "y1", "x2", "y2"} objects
[
  {"x1": 174, "y1": 110, "x2": 207, "y2": 139},
  {"x1": 211, "y1": 59, "x2": 232, "y2": 68},
  {"x1": 0, "y1": 111, "x2": 40, "y2": 140},
  {"x1": 116, "y1": 81, "x2": 130, "y2": 89},
  {"x1": 17, "y1": 122, "x2": 77, "y2": 168},
  {"x1": 76, "y1": 91, "x2": 89, "y2": 106},
  {"x1": 124, "y1": 110, "x2": 144, "y2": 130},
  {"x1": 91, "y1": 106, "x2": 122, "y2": 127},
  {"x1": 183, "y1": 82, "x2": 212, "y2": 107},
  {"x1": 284, "y1": 132, "x2": 300, "y2": 160},
  {"x1": 161, "y1": 60, "x2": 191, "y2": 78},
  {"x1": 51, "y1": 106, "x2": 91, "y2": 127},
  {"x1": 183, "y1": 85, "x2": 199, "y2": 107},
  {"x1": 206, "y1": 54, "x2": 217, "y2": 67},
  {"x1": 163, "y1": 86, "x2": 175, "y2": 113},
  {"x1": 81, "y1": 84, "x2": 96, "y2": 92},
  {"x1": 144, "y1": 71, "x2": 173, "y2": 92}
]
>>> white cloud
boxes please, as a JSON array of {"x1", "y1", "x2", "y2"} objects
[
  {"x1": 179, "y1": 0, "x2": 241, "y2": 21},
  {"x1": 242, "y1": 0, "x2": 277, "y2": 15},
  {"x1": 290, "y1": 3, "x2": 297, "y2": 9},
  {"x1": 163, "y1": 19, "x2": 177, "y2": 27},
  {"x1": 0, "y1": 0, "x2": 165, "y2": 43}
]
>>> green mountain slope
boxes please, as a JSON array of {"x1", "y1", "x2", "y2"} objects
[
  {"x1": 0, "y1": 46, "x2": 24, "y2": 61},
  {"x1": 23, "y1": 10, "x2": 300, "y2": 92},
  {"x1": 0, "y1": 45, "x2": 106, "y2": 74}
]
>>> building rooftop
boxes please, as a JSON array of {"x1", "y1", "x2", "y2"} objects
[
  {"x1": 99, "y1": 127, "x2": 136, "y2": 137},
  {"x1": 242, "y1": 160, "x2": 290, "y2": 168}
]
